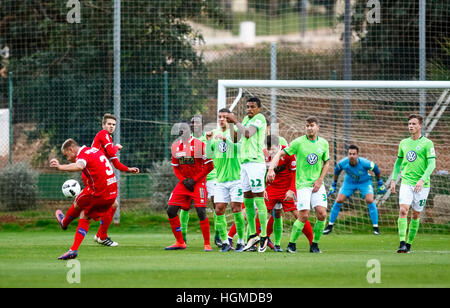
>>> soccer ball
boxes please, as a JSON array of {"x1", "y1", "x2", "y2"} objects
[{"x1": 62, "y1": 179, "x2": 81, "y2": 198}]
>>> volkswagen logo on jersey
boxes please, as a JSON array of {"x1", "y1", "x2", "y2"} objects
[
  {"x1": 218, "y1": 141, "x2": 228, "y2": 153},
  {"x1": 406, "y1": 150, "x2": 417, "y2": 162},
  {"x1": 307, "y1": 153, "x2": 318, "y2": 165}
]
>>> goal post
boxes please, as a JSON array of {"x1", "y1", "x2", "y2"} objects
[{"x1": 217, "y1": 79, "x2": 450, "y2": 233}]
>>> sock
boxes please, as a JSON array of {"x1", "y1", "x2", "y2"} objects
[
  {"x1": 273, "y1": 217, "x2": 283, "y2": 246},
  {"x1": 407, "y1": 218, "x2": 420, "y2": 245},
  {"x1": 96, "y1": 206, "x2": 116, "y2": 240},
  {"x1": 179, "y1": 209, "x2": 189, "y2": 239},
  {"x1": 329, "y1": 202, "x2": 342, "y2": 224},
  {"x1": 313, "y1": 219, "x2": 326, "y2": 243},
  {"x1": 199, "y1": 218, "x2": 211, "y2": 246},
  {"x1": 233, "y1": 212, "x2": 245, "y2": 241},
  {"x1": 256, "y1": 216, "x2": 261, "y2": 236},
  {"x1": 70, "y1": 219, "x2": 90, "y2": 251},
  {"x1": 267, "y1": 215, "x2": 274, "y2": 238},
  {"x1": 213, "y1": 211, "x2": 219, "y2": 236},
  {"x1": 367, "y1": 202, "x2": 378, "y2": 226},
  {"x1": 168, "y1": 216, "x2": 185, "y2": 244},
  {"x1": 228, "y1": 221, "x2": 237, "y2": 238},
  {"x1": 254, "y1": 197, "x2": 267, "y2": 237},
  {"x1": 216, "y1": 214, "x2": 228, "y2": 242},
  {"x1": 302, "y1": 220, "x2": 313, "y2": 246},
  {"x1": 243, "y1": 198, "x2": 256, "y2": 235},
  {"x1": 63, "y1": 204, "x2": 82, "y2": 228},
  {"x1": 289, "y1": 220, "x2": 305, "y2": 243},
  {"x1": 398, "y1": 217, "x2": 407, "y2": 242}
]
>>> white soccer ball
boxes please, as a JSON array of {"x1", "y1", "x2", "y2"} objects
[{"x1": 62, "y1": 179, "x2": 81, "y2": 198}]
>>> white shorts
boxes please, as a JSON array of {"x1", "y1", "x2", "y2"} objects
[
  {"x1": 399, "y1": 183, "x2": 430, "y2": 212},
  {"x1": 296, "y1": 185, "x2": 328, "y2": 211},
  {"x1": 240, "y1": 162, "x2": 266, "y2": 193},
  {"x1": 214, "y1": 180, "x2": 243, "y2": 204},
  {"x1": 206, "y1": 180, "x2": 217, "y2": 199}
]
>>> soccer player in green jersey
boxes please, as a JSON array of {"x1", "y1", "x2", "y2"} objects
[
  {"x1": 226, "y1": 97, "x2": 269, "y2": 252},
  {"x1": 268, "y1": 116, "x2": 330, "y2": 253},
  {"x1": 390, "y1": 114, "x2": 436, "y2": 253},
  {"x1": 205, "y1": 108, "x2": 246, "y2": 252}
]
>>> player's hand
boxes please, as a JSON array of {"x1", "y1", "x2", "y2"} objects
[
  {"x1": 390, "y1": 180, "x2": 396, "y2": 194},
  {"x1": 284, "y1": 190, "x2": 295, "y2": 201},
  {"x1": 328, "y1": 181, "x2": 337, "y2": 196},
  {"x1": 377, "y1": 179, "x2": 386, "y2": 194},
  {"x1": 414, "y1": 179, "x2": 424, "y2": 193},
  {"x1": 182, "y1": 178, "x2": 196, "y2": 192},
  {"x1": 214, "y1": 133, "x2": 225, "y2": 141},
  {"x1": 264, "y1": 190, "x2": 269, "y2": 201},
  {"x1": 267, "y1": 169, "x2": 276, "y2": 183},
  {"x1": 129, "y1": 167, "x2": 140, "y2": 174},
  {"x1": 205, "y1": 131, "x2": 214, "y2": 140},
  {"x1": 312, "y1": 179, "x2": 322, "y2": 193},
  {"x1": 116, "y1": 144, "x2": 123, "y2": 151},
  {"x1": 49, "y1": 158, "x2": 60, "y2": 169},
  {"x1": 225, "y1": 113, "x2": 237, "y2": 124}
]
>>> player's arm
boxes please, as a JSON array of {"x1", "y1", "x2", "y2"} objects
[
  {"x1": 266, "y1": 148, "x2": 288, "y2": 183},
  {"x1": 226, "y1": 113, "x2": 257, "y2": 139},
  {"x1": 98, "y1": 131, "x2": 122, "y2": 157},
  {"x1": 110, "y1": 157, "x2": 139, "y2": 174},
  {"x1": 415, "y1": 156, "x2": 436, "y2": 193},
  {"x1": 50, "y1": 158, "x2": 85, "y2": 172},
  {"x1": 369, "y1": 161, "x2": 386, "y2": 194},
  {"x1": 329, "y1": 163, "x2": 343, "y2": 196},
  {"x1": 313, "y1": 159, "x2": 330, "y2": 193},
  {"x1": 284, "y1": 157, "x2": 297, "y2": 201}
]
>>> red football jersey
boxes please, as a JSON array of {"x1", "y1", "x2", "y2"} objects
[
  {"x1": 76, "y1": 146, "x2": 118, "y2": 199},
  {"x1": 91, "y1": 129, "x2": 119, "y2": 158},
  {"x1": 171, "y1": 137, "x2": 212, "y2": 183},
  {"x1": 264, "y1": 145, "x2": 296, "y2": 191}
]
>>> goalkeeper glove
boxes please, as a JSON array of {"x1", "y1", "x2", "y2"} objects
[
  {"x1": 328, "y1": 181, "x2": 337, "y2": 196},
  {"x1": 377, "y1": 179, "x2": 386, "y2": 194},
  {"x1": 182, "y1": 178, "x2": 196, "y2": 192}
]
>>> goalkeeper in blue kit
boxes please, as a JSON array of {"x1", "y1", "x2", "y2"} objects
[{"x1": 324, "y1": 145, "x2": 386, "y2": 235}]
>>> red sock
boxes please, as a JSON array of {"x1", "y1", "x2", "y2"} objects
[
  {"x1": 169, "y1": 216, "x2": 185, "y2": 244},
  {"x1": 71, "y1": 219, "x2": 90, "y2": 251},
  {"x1": 302, "y1": 220, "x2": 313, "y2": 246},
  {"x1": 199, "y1": 218, "x2": 210, "y2": 245},
  {"x1": 256, "y1": 217, "x2": 261, "y2": 236},
  {"x1": 63, "y1": 204, "x2": 82, "y2": 228},
  {"x1": 266, "y1": 215, "x2": 274, "y2": 237},
  {"x1": 228, "y1": 222, "x2": 237, "y2": 238},
  {"x1": 96, "y1": 206, "x2": 116, "y2": 240}
]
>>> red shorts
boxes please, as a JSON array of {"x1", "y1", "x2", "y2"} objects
[
  {"x1": 168, "y1": 181, "x2": 207, "y2": 210},
  {"x1": 75, "y1": 187, "x2": 116, "y2": 221},
  {"x1": 265, "y1": 189, "x2": 297, "y2": 212}
]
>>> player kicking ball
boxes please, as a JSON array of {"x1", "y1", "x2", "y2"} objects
[
  {"x1": 165, "y1": 122, "x2": 214, "y2": 251},
  {"x1": 324, "y1": 144, "x2": 386, "y2": 235},
  {"x1": 391, "y1": 114, "x2": 436, "y2": 253}
]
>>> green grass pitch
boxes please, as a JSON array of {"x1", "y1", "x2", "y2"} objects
[{"x1": 0, "y1": 229, "x2": 449, "y2": 288}]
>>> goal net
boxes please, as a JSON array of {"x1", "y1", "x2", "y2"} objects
[{"x1": 218, "y1": 80, "x2": 450, "y2": 234}]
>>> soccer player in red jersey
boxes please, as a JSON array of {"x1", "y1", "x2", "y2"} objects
[
  {"x1": 264, "y1": 136, "x2": 313, "y2": 252},
  {"x1": 165, "y1": 122, "x2": 214, "y2": 251},
  {"x1": 90, "y1": 114, "x2": 139, "y2": 246},
  {"x1": 51, "y1": 139, "x2": 118, "y2": 260}
]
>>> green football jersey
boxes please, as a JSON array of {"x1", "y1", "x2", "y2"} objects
[
  {"x1": 240, "y1": 113, "x2": 266, "y2": 164},
  {"x1": 284, "y1": 135, "x2": 330, "y2": 189},
  {"x1": 396, "y1": 136, "x2": 435, "y2": 187},
  {"x1": 205, "y1": 128, "x2": 241, "y2": 183},
  {"x1": 198, "y1": 133, "x2": 217, "y2": 181}
]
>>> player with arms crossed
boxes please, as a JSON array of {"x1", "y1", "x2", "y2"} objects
[
  {"x1": 226, "y1": 97, "x2": 269, "y2": 252},
  {"x1": 324, "y1": 144, "x2": 386, "y2": 235},
  {"x1": 264, "y1": 135, "x2": 313, "y2": 252},
  {"x1": 165, "y1": 122, "x2": 214, "y2": 251},
  {"x1": 205, "y1": 108, "x2": 246, "y2": 252},
  {"x1": 268, "y1": 116, "x2": 330, "y2": 253},
  {"x1": 51, "y1": 139, "x2": 118, "y2": 260},
  {"x1": 391, "y1": 114, "x2": 436, "y2": 253}
]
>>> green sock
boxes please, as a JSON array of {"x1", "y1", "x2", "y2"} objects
[
  {"x1": 213, "y1": 211, "x2": 219, "y2": 236},
  {"x1": 289, "y1": 220, "x2": 305, "y2": 243},
  {"x1": 254, "y1": 197, "x2": 268, "y2": 237},
  {"x1": 180, "y1": 209, "x2": 189, "y2": 238},
  {"x1": 274, "y1": 217, "x2": 283, "y2": 246},
  {"x1": 398, "y1": 217, "x2": 407, "y2": 242},
  {"x1": 216, "y1": 214, "x2": 228, "y2": 242},
  {"x1": 313, "y1": 219, "x2": 325, "y2": 243},
  {"x1": 233, "y1": 212, "x2": 245, "y2": 241},
  {"x1": 407, "y1": 218, "x2": 420, "y2": 245},
  {"x1": 244, "y1": 198, "x2": 256, "y2": 235}
]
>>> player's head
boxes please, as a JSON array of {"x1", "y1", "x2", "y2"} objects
[
  {"x1": 176, "y1": 120, "x2": 191, "y2": 142},
  {"x1": 218, "y1": 108, "x2": 231, "y2": 129},
  {"x1": 305, "y1": 116, "x2": 320, "y2": 139},
  {"x1": 266, "y1": 135, "x2": 279, "y2": 155},
  {"x1": 190, "y1": 115, "x2": 203, "y2": 137},
  {"x1": 102, "y1": 113, "x2": 117, "y2": 134},
  {"x1": 408, "y1": 114, "x2": 423, "y2": 135},
  {"x1": 347, "y1": 144, "x2": 359, "y2": 165},
  {"x1": 246, "y1": 97, "x2": 261, "y2": 118},
  {"x1": 61, "y1": 138, "x2": 80, "y2": 162}
]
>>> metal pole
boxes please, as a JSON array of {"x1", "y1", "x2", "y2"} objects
[
  {"x1": 419, "y1": 0, "x2": 426, "y2": 120},
  {"x1": 8, "y1": 72, "x2": 13, "y2": 165},
  {"x1": 113, "y1": 0, "x2": 121, "y2": 224},
  {"x1": 270, "y1": 42, "x2": 277, "y2": 125},
  {"x1": 164, "y1": 71, "x2": 169, "y2": 160},
  {"x1": 331, "y1": 70, "x2": 337, "y2": 167},
  {"x1": 301, "y1": 0, "x2": 307, "y2": 37},
  {"x1": 343, "y1": 0, "x2": 352, "y2": 153}
]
